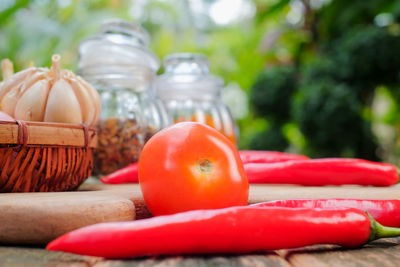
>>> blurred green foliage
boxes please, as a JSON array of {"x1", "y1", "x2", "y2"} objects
[
  {"x1": 249, "y1": 0, "x2": 400, "y2": 162},
  {"x1": 249, "y1": 121, "x2": 289, "y2": 151},
  {"x1": 250, "y1": 66, "x2": 296, "y2": 123},
  {"x1": 294, "y1": 79, "x2": 378, "y2": 160},
  {"x1": 1, "y1": 0, "x2": 400, "y2": 162}
]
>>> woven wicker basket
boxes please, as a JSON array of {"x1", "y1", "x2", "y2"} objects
[{"x1": 0, "y1": 120, "x2": 97, "y2": 193}]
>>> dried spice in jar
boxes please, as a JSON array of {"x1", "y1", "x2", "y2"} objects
[
  {"x1": 94, "y1": 118, "x2": 144, "y2": 175},
  {"x1": 79, "y1": 20, "x2": 169, "y2": 175}
]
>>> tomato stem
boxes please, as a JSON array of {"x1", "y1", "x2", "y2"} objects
[{"x1": 198, "y1": 159, "x2": 213, "y2": 174}]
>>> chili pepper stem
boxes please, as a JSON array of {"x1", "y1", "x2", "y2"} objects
[{"x1": 368, "y1": 213, "x2": 400, "y2": 242}]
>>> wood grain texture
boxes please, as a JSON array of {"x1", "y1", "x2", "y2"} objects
[
  {"x1": 249, "y1": 184, "x2": 400, "y2": 203},
  {"x1": 3, "y1": 241, "x2": 400, "y2": 267},
  {"x1": 0, "y1": 247, "x2": 102, "y2": 267},
  {"x1": 0, "y1": 121, "x2": 97, "y2": 147},
  {"x1": 0, "y1": 123, "x2": 18, "y2": 144},
  {"x1": 94, "y1": 254, "x2": 292, "y2": 267},
  {"x1": 81, "y1": 183, "x2": 153, "y2": 219},
  {"x1": 0, "y1": 247, "x2": 292, "y2": 267},
  {"x1": 82, "y1": 183, "x2": 400, "y2": 215},
  {"x1": 285, "y1": 238, "x2": 400, "y2": 267},
  {"x1": 0, "y1": 190, "x2": 135, "y2": 245},
  {"x1": 3, "y1": 182, "x2": 400, "y2": 245}
]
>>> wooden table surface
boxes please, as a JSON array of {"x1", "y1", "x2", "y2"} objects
[
  {"x1": 2, "y1": 238, "x2": 400, "y2": 267},
  {"x1": 3, "y1": 182, "x2": 400, "y2": 266}
]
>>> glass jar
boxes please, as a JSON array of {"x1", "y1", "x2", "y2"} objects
[
  {"x1": 78, "y1": 19, "x2": 169, "y2": 175},
  {"x1": 155, "y1": 53, "x2": 238, "y2": 144}
]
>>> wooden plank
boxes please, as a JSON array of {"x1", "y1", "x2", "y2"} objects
[
  {"x1": 0, "y1": 246, "x2": 292, "y2": 267},
  {"x1": 0, "y1": 122, "x2": 97, "y2": 147},
  {"x1": 0, "y1": 247, "x2": 101, "y2": 267},
  {"x1": 284, "y1": 238, "x2": 400, "y2": 267},
  {"x1": 82, "y1": 183, "x2": 152, "y2": 219},
  {"x1": 0, "y1": 190, "x2": 135, "y2": 245},
  {"x1": 1, "y1": 241, "x2": 400, "y2": 267},
  {"x1": 94, "y1": 254, "x2": 292, "y2": 267},
  {"x1": 2, "y1": 241, "x2": 400, "y2": 267},
  {"x1": 4, "y1": 182, "x2": 400, "y2": 245},
  {"x1": 28, "y1": 125, "x2": 97, "y2": 148},
  {"x1": 4, "y1": 241, "x2": 400, "y2": 267},
  {"x1": 249, "y1": 184, "x2": 400, "y2": 204},
  {"x1": 82, "y1": 183, "x2": 400, "y2": 212},
  {"x1": 0, "y1": 123, "x2": 18, "y2": 144}
]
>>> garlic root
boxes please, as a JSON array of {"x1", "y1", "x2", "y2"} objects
[
  {"x1": 1, "y1": 59, "x2": 14, "y2": 81},
  {"x1": 51, "y1": 54, "x2": 61, "y2": 80}
]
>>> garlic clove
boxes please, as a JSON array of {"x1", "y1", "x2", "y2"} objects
[
  {"x1": 76, "y1": 76, "x2": 101, "y2": 126},
  {"x1": 67, "y1": 77, "x2": 96, "y2": 126},
  {"x1": 19, "y1": 71, "x2": 47, "y2": 96},
  {"x1": 0, "y1": 68, "x2": 36, "y2": 93},
  {"x1": 0, "y1": 68, "x2": 37, "y2": 116},
  {"x1": 0, "y1": 110, "x2": 14, "y2": 121},
  {"x1": 44, "y1": 79, "x2": 83, "y2": 124},
  {"x1": 14, "y1": 80, "x2": 49, "y2": 121},
  {"x1": 1, "y1": 85, "x2": 22, "y2": 117}
]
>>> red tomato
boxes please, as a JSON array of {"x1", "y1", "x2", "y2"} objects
[{"x1": 139, "y1": 122, "x2": 249, "y2": 216}]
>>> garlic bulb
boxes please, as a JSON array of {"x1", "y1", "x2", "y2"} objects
[
  {"x1": 0, "y1": 111, "x2": 14, "y2": 121},
  {"x1": 0, "y1": 55, "x2": 101, "y2": 126}
]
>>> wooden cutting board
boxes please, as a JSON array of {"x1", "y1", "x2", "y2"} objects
[
  {"x1": 2, "y1": 182, "x2": 400, "y2": 246},
  {"x1": 84, "y1": 183, "x2": 400, "y2": 205},
  {"x1": 0, "y1": 189, "x2": 136, "y2": 245}
]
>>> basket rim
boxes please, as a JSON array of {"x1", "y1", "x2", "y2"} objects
[{"x1": 0, "y1": 120, "x2": 97, "y2": 148}]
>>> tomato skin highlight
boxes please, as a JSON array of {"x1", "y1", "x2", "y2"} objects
[{"x1": 139, "y1": 122, "x2": 249, "y2": 216}]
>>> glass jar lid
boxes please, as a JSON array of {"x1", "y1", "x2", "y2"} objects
[
  {"x1": 156, "y1": 53, "x2": 224, "y2": 98},
  {"x1": 78, "y1": 19, "x2": 160, "y2": 90}
]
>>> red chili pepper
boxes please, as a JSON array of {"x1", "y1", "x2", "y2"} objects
[
  {"x1": 47, "y1": 206, "x2": 400, "y2": 258},
  {"x1": 239, "y1": 150, "x2": 309, "y2": 164},
  {"x1": 252, "y1": 199, "x2": 400, "y2": 227},
  {"x1": 100, "y1": 162, "x2": 139, "y2": 184},
  {"x1": 244, "y1": 158, "x2": 399, "y2": 186}
]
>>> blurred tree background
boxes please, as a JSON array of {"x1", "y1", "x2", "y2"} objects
[{"x1": 1, "y1": 0, "x2": 400, "y2": 162}]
